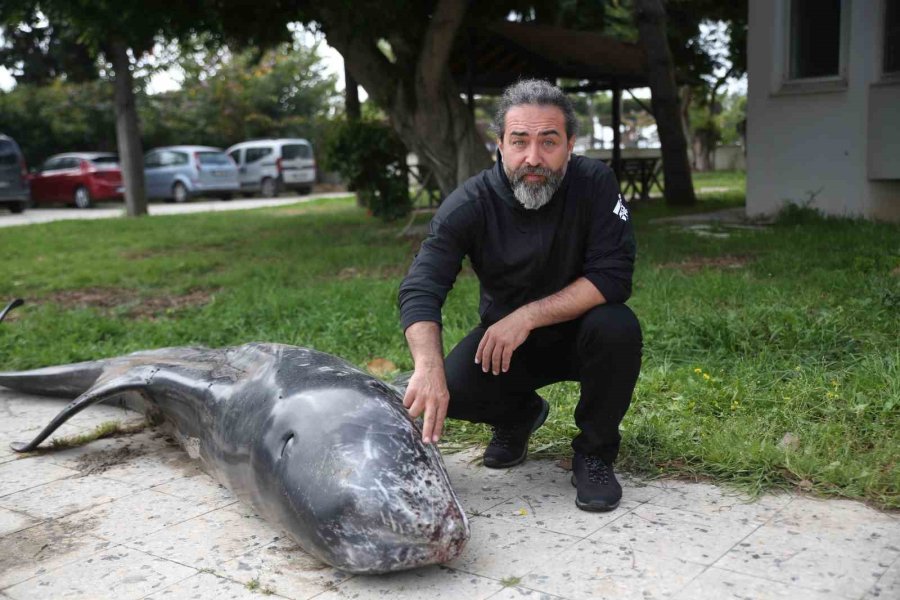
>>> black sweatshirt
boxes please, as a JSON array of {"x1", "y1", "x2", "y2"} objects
[{"x1": 398, "y1": 154, "x2": 635, "y2": 331}]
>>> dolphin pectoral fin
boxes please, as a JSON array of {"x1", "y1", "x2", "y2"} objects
[{"x1": 9, "y1": 372, "x2": 151, "y2": 453}]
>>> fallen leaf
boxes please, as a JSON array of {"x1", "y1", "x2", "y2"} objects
[{"x1": 366, "y1": 357, "x2": 397, "y2": 377}]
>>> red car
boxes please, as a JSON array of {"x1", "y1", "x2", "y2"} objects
[{"x1": 30, "y1": 152, "x2": 123, "y2": 208}]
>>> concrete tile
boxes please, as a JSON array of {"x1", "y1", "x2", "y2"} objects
[
  {"x1": 449, "y1": 515, "x2": 581, "y2": 580},
  {"x1": 145, "y1": 572, "x2": 274, "y2": 599},
  {"x1": 0, "y1": 506, "x2": 39, "y2": 537},
  {"x1": 4, "y1": 546, "x2": 195, "y2": 600},
  {"x1": 520, "y1": 538, "x2": 706, "y2": 600},
  {"x1": 446, "y1": 458, "x2": 546, "y2": 516},
  {"x1": 673, "y1": 567, "x2": 835, "y2": 599},
  {"x1": 487, "y1": 587, "x2": 566, "y2": 600},
  {"x1": 714, "y1": 518, "x2": 899, "y2": 597},
  {"x1": 216, "y1": 537, "x2": 350, "y2": 600},
  {"x1": 484, "y1": 484, "x2": 637, "y2": 538},
  {"x1": 0, "y1": 456, "x2": 78, "y2": 497},
  {"x1": 57, "y1": 488, "x2": 216, "y2": 544},
  {"x1": 588, "y1": 503, "x2": 759, "y2": 565},
  {"x1": 0, "y1": 519, "x2": 115, "y2": 588},
  {"x1": 126, "y1": 505, "x2": 282, "y2": 571},
  {"x1": 648, "y1": 479, "x2": 792, "y2": 525},
  {"x1": 769, "y1": 496, "x2": 900, "y2": 556},
  {"x1": 315, "y1": 565, "x2": 504, "y2": 599},
  {"x1": 863, "y1": 555, "x2": 900, "y2": 599},
  {"x1": 0, "y1": 473, "x2": 138, "y2": 519},
  {"x1": 151, "y1": 473, "x2": 237, "y2": 507}
]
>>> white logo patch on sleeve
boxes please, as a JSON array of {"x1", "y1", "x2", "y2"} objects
[{"x1": 613, "y1": 194, "x2": 629, "y2": 221}]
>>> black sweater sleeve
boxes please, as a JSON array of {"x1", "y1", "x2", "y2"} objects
[
  {"x1": 397, "y1": 193, "x2": 478, "y2": 331},
  {"x1": 581, "y1": 166, "x2": 636, "y2": 304}
]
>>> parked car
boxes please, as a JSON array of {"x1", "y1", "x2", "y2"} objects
[
  {"x1": 0, "y1": 134, "x2": 30, "y2": 213},
  {"x1": 30, "y1": 152, "x2": 123, "y2": 209},
  {"x1": 226, "y1": 138, "x2": 316, "y2": 197},
  {"x1": 144, "y1": 146, "x2": 239, "y2": 202}
]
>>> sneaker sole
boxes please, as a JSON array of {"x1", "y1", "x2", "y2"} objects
[
  {"x1": 483, "y1": 398, "x2": 550, "y2": 469},
  {"x1": 570, "y1": 474, "x2": 621, "y2": 512}
]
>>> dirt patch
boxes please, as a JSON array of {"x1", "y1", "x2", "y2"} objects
[
  {"x1": 659, "y1": 255, "x2": 753, "y2": 273},
  {"x1": 41, "y1": 287, "x2": 216, "y2": 319},
  {"x1": 0, "y1": 517, "x2": 109, "y2": 581},
  {"x1": 313, "y1": 183, "x2": 348, "y2": 194},
  {"x1": 74, "y1": 443, "x2": 149, "y2": 476},
  {"x1": 891, "y1": 265, "x2": 900, "y2": 277}
]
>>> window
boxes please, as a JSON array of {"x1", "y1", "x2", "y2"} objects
[
  {"x1": 886, "y1": 0, "x2": 900, "y2": 74},
  {"x1": 60, "y1": 157, "x2": 81, "y2": 170},
  {"x1": 197, "y1": 152, "x2": 231, "y2": 166},
  {"x1": 229, "y1": 149, "x2": 242, "y2": 165},
  {"x1": 282, "y1": 144, "x2": 311, "y2": 160},
  {"x1": 0, "y1": 141, "x2": 17, "y2": 166},
  {"x1": 790, "y1": 0, "x2": 842, "y2": 79},
  {"x1": 245, "y1": 147, "x2": 273, "y2": 163},
  {"x1": 144, "y1": 152, "x2": 161, "y2": 168},
  {"x1": 91, "y1": 155, "x2": 118, "y2": 166}
]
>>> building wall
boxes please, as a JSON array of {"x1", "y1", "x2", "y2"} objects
[{"x1": 747, "y1": 0, "x2": 900, "y2": 221}]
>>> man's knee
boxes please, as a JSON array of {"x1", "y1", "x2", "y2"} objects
[{"x1": 576, "y1": 304, "x2": 642, "y2": 358}]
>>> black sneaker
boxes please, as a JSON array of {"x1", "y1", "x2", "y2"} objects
[
  {"x1": 570, "y1": 453, "x2": 622, "y2": 512},
  {"x1": 482, "y1": 397, "x2": 550, "y2": 469}
]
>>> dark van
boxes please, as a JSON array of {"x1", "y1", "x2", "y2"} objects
[{"x1": 0, "y1": 135, "x2": 29, "y2": 213}]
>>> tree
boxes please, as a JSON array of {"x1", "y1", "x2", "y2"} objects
[
  {"x1": 1, "y1": 1, "x2": 294, "y2": 216},
  {"x1": 632, "y1": 0, "x2": 696, "y2": 206}
]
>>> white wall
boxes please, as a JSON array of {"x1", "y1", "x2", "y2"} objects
[{"x1": 747, "y1": 0, "x2": 900, "y2": 221}]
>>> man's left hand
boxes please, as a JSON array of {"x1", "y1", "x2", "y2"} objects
[{"x1": 475, "y1": 309, "x2": 533, "y2": 375}]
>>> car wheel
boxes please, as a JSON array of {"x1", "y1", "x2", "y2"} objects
[
  {"x1": 219, "y1": 193, "x2": 233, "y2": 201},
  {"x1": 74, "y1": 186, "x2": 93, "y2": 209},
  {"x1": 298, "y1": 185, "x2": 313, "y2": 196},
  {"x1": 9, "y1": 201, "x2": 26, "y2": 214},
  {"x1": 260, "y1": 177, "x2": 278, "y2": 198},
  {"x1": 173, "y1": 182, "x2": 189, "y2": 203}
]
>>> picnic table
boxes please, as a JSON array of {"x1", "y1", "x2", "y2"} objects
[{"x1": 601, "y1": 156, "x2": 664, "y2": 202}]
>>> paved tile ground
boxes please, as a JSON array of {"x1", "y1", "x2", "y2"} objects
[{"x1": 0, "y1": 390, "x2": 897, "y2": 600}]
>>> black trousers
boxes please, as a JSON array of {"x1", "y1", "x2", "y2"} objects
[{"x1": 444, "y1": 303, "x2": 642, "y2": 465}]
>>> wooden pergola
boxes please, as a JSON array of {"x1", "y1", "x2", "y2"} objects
[{"x1": 449, "y1": 21, "x2": 651, "y2": 179}]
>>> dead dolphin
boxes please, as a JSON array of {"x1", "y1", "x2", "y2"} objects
[{"x1": 0, "y1": 303, "x2": 469, "y2": 574}]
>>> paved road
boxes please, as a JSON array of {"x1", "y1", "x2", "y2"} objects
[{"x1": 0, "y1": 193, "x2": 350, "y2": 229}]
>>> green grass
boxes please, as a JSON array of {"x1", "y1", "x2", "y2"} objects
[{"x1": 1, "y1": 188, "x2": 898, "y2": 508}]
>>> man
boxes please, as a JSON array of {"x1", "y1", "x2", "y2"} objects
[{"x1": 398, "y1": 79, "x2": 641, "y2": 512}]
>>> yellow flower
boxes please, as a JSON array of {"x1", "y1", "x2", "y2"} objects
[
  {"x1": 703, "y1": 373, "x2": 711, "y2": 381},
  {"x1": 694, "y1": 368, "x2": 702, "y2": 374}
]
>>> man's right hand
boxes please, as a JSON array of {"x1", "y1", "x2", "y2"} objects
[{"x1": 403, "y1": 367, "x2": 450, "y2": 444}]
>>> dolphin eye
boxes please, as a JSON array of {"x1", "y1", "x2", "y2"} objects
[{"x1": 280, "y1": 432, "x2": 295, "y2": 457}]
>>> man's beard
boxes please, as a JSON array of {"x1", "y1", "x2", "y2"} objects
[{"x1": 505, "y1": 163, "x2": 565, "y2": 210}]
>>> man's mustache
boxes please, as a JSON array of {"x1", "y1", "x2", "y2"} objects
[{"x1": 511, "y1": 166, "x2": 559, "y2": 184}]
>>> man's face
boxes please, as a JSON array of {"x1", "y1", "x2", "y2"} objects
[{"x1": 498, "y1": 104, "x2": 575, "y2": 210}]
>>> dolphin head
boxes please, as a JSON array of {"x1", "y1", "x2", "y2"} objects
[{"x1": 257, "y1": 374, "x2": 469, "y2": 574}]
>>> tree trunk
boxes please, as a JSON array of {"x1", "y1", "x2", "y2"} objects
[
  {"x1": 320, "y1": 0, "x2": 491, "y2": 197},
  {"x1": 344, "y1": 61, "x2": 360, "y2": 121},
  {"x1": 110, "y1": 40, "x2": 147, "y2": 217},
  {"x1": 633, "y1": 0, "x2": 696, "y2": 206}
]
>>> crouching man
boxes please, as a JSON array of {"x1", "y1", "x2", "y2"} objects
[{"x1": 398, "y1": 79, "x2": 642, "y2": 511}]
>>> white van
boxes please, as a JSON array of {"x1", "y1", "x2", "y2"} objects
[{"x1": 226, "y1": 138, "x2": 316, "y2": 197}]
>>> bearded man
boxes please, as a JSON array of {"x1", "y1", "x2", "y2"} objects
[{"x1": 398, "y1": 79, "x2": 641, "y2": 512}]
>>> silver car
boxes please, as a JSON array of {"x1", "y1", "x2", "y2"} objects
[
  {"x1": 0, "y1": 134, "x2": 30, "y2": 213},
  {"x1": 144, "y1": 145, "x2": 239, "y2": 202}
]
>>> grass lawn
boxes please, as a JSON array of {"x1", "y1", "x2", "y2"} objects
[{"x1": 1, "y1": 177, "x2": 898, "y2": 508}]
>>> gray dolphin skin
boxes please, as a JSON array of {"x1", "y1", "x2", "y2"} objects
[{"x1": 0, "y1": 335, "x2": 470, "y2": 573}]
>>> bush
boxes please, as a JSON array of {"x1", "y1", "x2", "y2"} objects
[{"x1": 321, "y1": 118, "x2": 411, "y2": 221}]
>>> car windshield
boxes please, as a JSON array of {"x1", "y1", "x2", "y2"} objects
[
  {"x1": 197, "y1": 152, "x2": 231, "y2": 166},
  {"x1": 91, "y1": 156, "x2": 119, "y2": 166},
  {"x1": 282, "y1": 144, "x2": 311, "y2": 159}
]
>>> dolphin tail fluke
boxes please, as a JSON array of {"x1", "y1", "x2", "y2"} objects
[
  {"x1": 9, "y1": 371, "x2": 151, "y2": 453},
  {"x1": 0, "y1": 363, "x2": 107, "y2": 398}
]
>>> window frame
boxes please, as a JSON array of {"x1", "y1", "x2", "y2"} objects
[
  {"x1": 880, "y1": 0, "x2": 900, "y2": 80},
  {"x1": 777, "y1": 0, "x2": 851, "y2": 95}
]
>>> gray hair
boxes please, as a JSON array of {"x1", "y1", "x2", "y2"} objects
[{"x1": 491, "y1": 79, "x2": 577, "y2": 140}]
